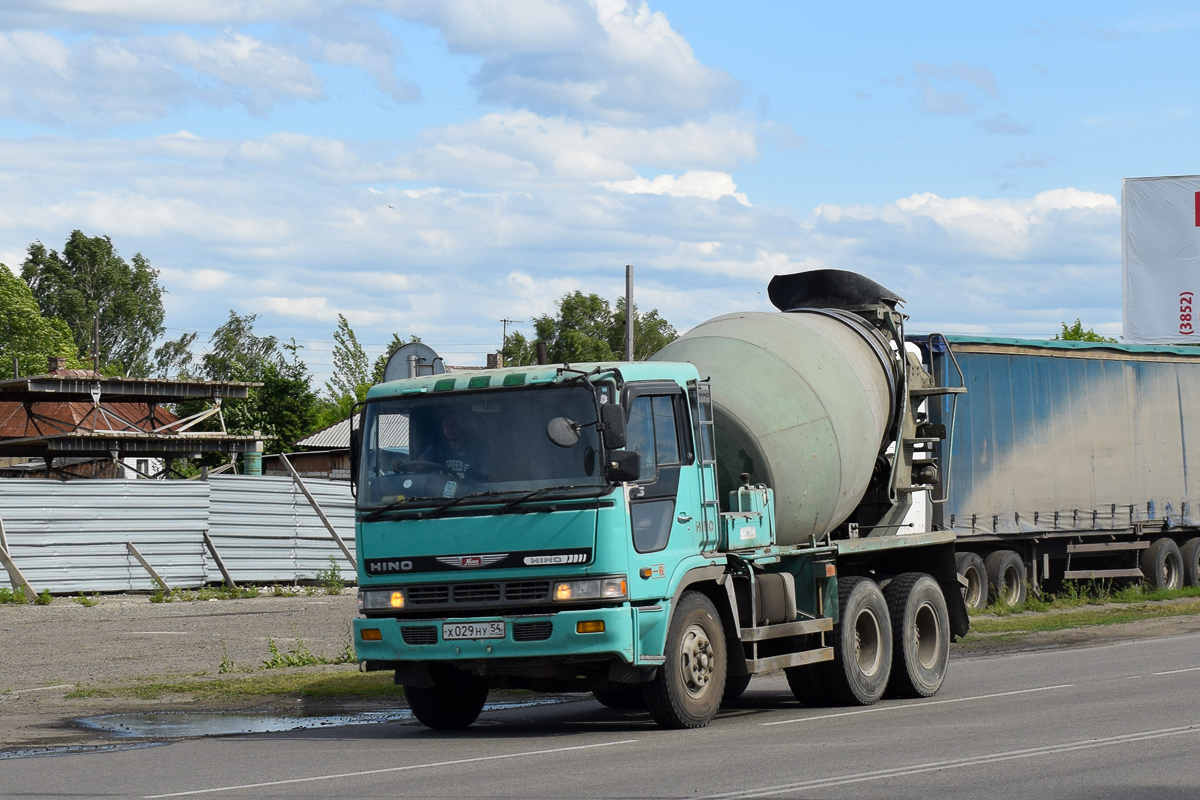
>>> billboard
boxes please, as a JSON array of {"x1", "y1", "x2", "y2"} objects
[{"x1": 1123, "y1": 175, "x2": 1200, "y2": 344}]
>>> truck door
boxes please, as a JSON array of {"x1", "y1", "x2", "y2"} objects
[{"x1": 623, "y1": 385, "x2": 700, "y2": 561}]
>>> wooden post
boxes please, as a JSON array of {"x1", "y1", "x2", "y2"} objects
[
  {"x1": 0, "y1": 508, "x2": 36, "y2": 600},
  {"x1": 279, "y1": 453, "x2": 357, "y2": 571},
  {"x1": 203, "y1": 532, "x2": 238, "y2": 590},
  {"x1": 126, "y1": 542, "x2": 171, "y2": 592}
]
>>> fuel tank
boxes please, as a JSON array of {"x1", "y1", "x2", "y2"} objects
[{"x1": 650, "y1": 300, "x2": 900, "y2": 545}]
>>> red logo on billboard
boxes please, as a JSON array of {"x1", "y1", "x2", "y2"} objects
[{"x1": 1194, "y1": 191, "x2": 1199, "y2": 227}]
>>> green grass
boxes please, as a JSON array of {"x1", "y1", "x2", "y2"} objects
[
  {"x1": 979, "y1": 583, "x2": 1200, "y2": 616},
  {"x1": 964, "y1": 597, "x2": 1200, "y2": 638},
  {"x1": 65, "y1": 670, "x2": 405, "y2": 702}
]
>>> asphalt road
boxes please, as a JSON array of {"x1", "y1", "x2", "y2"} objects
[{"x1": 4, "y1": 632, "x2": 1199, "y2": 800}]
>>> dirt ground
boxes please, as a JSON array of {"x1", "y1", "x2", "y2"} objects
[{"x1": 3, "y1": 593, "x2": 1200, "y2": 752}]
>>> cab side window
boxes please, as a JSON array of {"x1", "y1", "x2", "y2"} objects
[{"x1": 625, "y1": 394, "x2": 681, "y2": 482}]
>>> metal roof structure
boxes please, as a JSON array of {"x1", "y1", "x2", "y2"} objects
[{"x1": 0, "y1": 370, "x2": 264, "y2": 462}]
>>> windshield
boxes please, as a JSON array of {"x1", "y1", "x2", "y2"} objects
[{"x1": 357, "y1": 384, "x2": 605, "y2": 509}]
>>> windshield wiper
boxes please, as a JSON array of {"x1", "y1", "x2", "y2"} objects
[
  {"x1": 424, "y1": 490, "x2": 509, "y2": 519},
  {"x1": 497, "y1": 484, "x2": 601, "y2": 514},
  {"x1": 364, "y1": 490, "x2": 506, "y2": 522}
]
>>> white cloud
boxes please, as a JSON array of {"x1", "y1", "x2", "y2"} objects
[{"x1": 602, "y1": 170, "x2": 750, "y2": 205}]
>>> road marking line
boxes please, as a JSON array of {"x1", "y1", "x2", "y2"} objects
[
  {"x1": 142, "y1": 739, "x2": 638, "y2": 798},
  {"x1": 760, "y1": 684, "x2": 1073, "y2": 726},
  {"x1": 1154, "y1": 666, "x2": 1200, "y2": 675},
  {"x1": 703, "y1": 724, "x2": 1200, "y2": 798}
]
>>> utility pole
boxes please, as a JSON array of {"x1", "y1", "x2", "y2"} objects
[
  {"x1": 92, "y1": 311, "x2": 100, "y2": 375},
  {"x1": 625, "y1": 264, "x2": 634, "y2": 362},
  {"x1": 501, "y1": 318, "x2": 522, "y2": 355}
]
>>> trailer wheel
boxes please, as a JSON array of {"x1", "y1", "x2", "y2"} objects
[
  {"x1": 883, "y1": 573, "x2": 950, "y2": 698},
  {"x1": 645, "y1": 591, "x2": 727, "y2": 728},
  {"x1": 1141, "y1": 538, "x2": 1183, "y2": 591},
  {"x1": 404, "y1": 669, "x2": 489, "y2": 730},
  {"x1": 955, "y1": 552, "x2": 988, "y2": 611},
  {"x1": 592, "y1": 685, "x2": 646, "y2": 709},
  {"x1": 1181, "y1": 538, "x2": 1200, "y2": 588},
  {"x1": 984, "y1": 550, "x2": 1026, "y2": 607},
  {"x1": 816, "y1": 576, "x2": 892, "y2": 706}
]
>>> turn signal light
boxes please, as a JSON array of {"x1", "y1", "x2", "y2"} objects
[
  {"x1": 576, "y1": 620, "x2": 605, "y2": 634},
  {"x1": 360, "y1": 628, "x2": 383, "y2": 641}
]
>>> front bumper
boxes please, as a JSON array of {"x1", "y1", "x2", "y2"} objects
[{"x1": 354, "y1": 605, "x2": 638, "y2": 664}]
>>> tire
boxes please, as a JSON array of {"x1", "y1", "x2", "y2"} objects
[
  {"x1": 883, "y1": 573, "x2": 950, "y2": 699},
  {"x1": 404, "y1": 669, "x2": 489, "y2": 730},
  {"x1": 645, "y1": 591, "x2": 727, "y2": 729},
  {"x1": 1141, "y1": 538, "x2": 1183, "y2": 591},
  {"x1": 593, "y1": 685, "x2": 646, "y2": 709},
  {"x1": 984, "y1": 550, "x2": 1027, "y2": 607},
  {"x1": 816, "y1": 576, "x2": 892, "y2": 706},
  {"x1": 784, "y1": 662, "x2": 830, "y2": 707},
  {"x1": 722, "y1": 674, "x2": 752, "y2": 705},
  {"x1": 1181, "y1": 538, "x2": 1200, "y2": 588},
  {"x1": 955, "y1": 551, "x2": 988, "y2": 612}
]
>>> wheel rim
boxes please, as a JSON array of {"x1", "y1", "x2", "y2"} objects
[
  {"x1": 913, "y1": 600, "x2": 941, "y2": 669},
  {"x1": 962, "y1": 568, "x2": 982, "y2": 607},
  {"x1": 1001, "y1": 565, "x2": 1021, "y2": 605},
  {"x1": 678, "y1": 622, "x2": 716, "y2": 698},
  {"x1": 853, "y1": 607, "x2": 882, "y2": 676},
  {"x1": 1163, "y1": 556, "x2": 1179, "y2": 589}
]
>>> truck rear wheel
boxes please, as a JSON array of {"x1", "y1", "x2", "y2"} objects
[
  {"x1": 817, "y1": 576, "x2": 892, "y2": 706},
  {"x1": 645, "y1": 591, "x2": 727, "y2": 728},
  {"x1": 984, "y1": 550, "x2": 1026, "y2": 607},
  {"x1": 1181, "y1": 538, "x2": 1200, "y2": 588},
  {"x1": 1141, "y1": 538, "x2": 1183, "y2": 591},
  {"x1": 955, "y1": 551, "x2": 988, "y2": 611},
  {"x1": 403, "y1": 669, "x2": 489, "y2": 730},
  {"x1": 883, "y1": 573, "x2": 950, "y2": 698}
]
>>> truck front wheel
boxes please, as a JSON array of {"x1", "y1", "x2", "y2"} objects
[
  {"x1": 819, "y1": 576, "x2": 892, "y2": 706},
  {"x1": 645, "y1": 591, "x2": 727, "y2": 728},
  {"x1": 404, "y1": 668, "x2": 489, "y2": 730},
  {"x1": 883, "y1": 573, "x2": 950, "y2": 698}
]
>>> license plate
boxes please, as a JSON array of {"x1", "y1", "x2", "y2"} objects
[{"x1": 442, "y1": 621, "x2": 506, "y2": 640}]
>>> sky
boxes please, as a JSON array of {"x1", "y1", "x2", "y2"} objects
[{"x1": 0, "y1": 1, "x2": 1195, "y2": 384}]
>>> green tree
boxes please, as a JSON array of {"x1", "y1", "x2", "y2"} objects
[
  {"x1": 0, "y1": 265, "x2": 79, "y2": 379},
  {"x1": 176, "y1": 313, "x2": 322, "y2": 456},
  {"x1": 152, "y1": 332, "x2": 197, "y2": 379},
  {"x1": 326, "y1": 314, "x2": 370, "y2": 404},
  {"x1": 20, "y1": 231, "x2": 165, "y2": 376},
  {"x1": 1054, "y1": 319, "x2": 1117, "y2": 343},
  {"x1": 502, "y1": 291, "x2": 678, "y2": 366}
]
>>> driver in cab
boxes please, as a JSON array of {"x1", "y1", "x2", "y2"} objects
[{"x1": 419, "y1": 407, "x2": 486, "y2": 481}]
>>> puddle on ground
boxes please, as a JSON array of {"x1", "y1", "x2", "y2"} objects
[{"x1": 76, "y1": 697, "x2": 573, "y2": 739}]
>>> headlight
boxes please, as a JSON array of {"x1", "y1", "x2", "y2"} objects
[
  {"x1": 553, "y1": 576, "x2": 627, "y2": 602},
  {"x1": 359, "y1": 588, "x2": 405, "y2": 610}
]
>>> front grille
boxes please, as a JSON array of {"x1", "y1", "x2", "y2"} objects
[
  {"x1": 505, "y1": 581, "x2": 551, "y2": 601},
  {"x1": 401, "y1": 626, "x2": 438, "y2": 645},
  {"x1": 406, "y1": 586, "x2": 450, "y2": 605},
  {"x1": 513, "y1": 621, "x2": 553, "y2": 641},
  {"x1": 453, "y1": 583, "x2": 502, "y2": 603}
]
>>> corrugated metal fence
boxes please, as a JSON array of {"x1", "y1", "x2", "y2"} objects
[{"x1": 0, "y1": 476, "x2": 355, "y2": 595}]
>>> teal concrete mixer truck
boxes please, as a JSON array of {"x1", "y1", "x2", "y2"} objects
[{"x1": 351, "y1": 269, "x2": 970, "y2": 730}]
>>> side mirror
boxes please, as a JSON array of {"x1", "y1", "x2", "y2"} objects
[
  {"x1": 600, "y1": 403, "x2": 627, "y2": 449},
  {"x1": 604, "y1": 450, "x2": 640, "y2": 483},
  {"x1": 546, "y1": 417, "x2": 581, "y2": 448}
]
